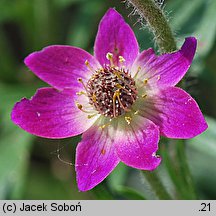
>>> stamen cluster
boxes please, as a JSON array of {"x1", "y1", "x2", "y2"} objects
[{"x1": 86, "y1": 66, "x2": 137, "y2": 118}]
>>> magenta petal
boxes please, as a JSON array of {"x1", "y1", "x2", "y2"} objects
[
  {"x1": 25, "y1": 46, "x2": 101, "y2": 90},
  {"x1": 131, "y1": 37, "x2": 197, "y2": 88},
  {"x1": 76, "y1": 124, "x2": 120, "y2": 191},
  {"x1": 115, "y1": 116, "x2": 161, "y2": 170},
  {"x1": 141, "y1": 87, "x2": 208, "y2": 139},
  {"x1": 94, "y1": 8, "x2": 139, "y2": 68},
  {"x1": 11, "y1": 88, "x2": 98, "y2": 138}
]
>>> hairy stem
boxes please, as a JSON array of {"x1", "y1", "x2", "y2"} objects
[
  {"x1": 127, "y1": 0, "x2": 177, "y2": 53},
  {"x1": 125, "y1": 0, "x2": 196, "y2": 200}
]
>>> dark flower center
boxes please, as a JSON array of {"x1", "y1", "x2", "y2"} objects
[{"x1": 86, "y1": 66, "x2": 137, "y2": 118}]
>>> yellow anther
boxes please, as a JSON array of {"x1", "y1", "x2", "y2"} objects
[
  {"x1": 106, "y1": 52, "x2": 113, "y2": 60},
  {"x1": 115, "y1": 83, "x2": 123, "y2": 89},
  {"x1": 85, "y1": 60, "x2": 94, "y2": 72},
  {"x1": 113, "y1": 89, "x2": 120, "y2": 103},
  {"x1": 142, "y1": 94, "x2": 147, "y2": 98},
  {"x1": 106, "y1": 52, "x2": 114, "y2": 66},
  {"x1": 113, "y1": 89, "x2": 131, "y2": 117},
  {"x1": 113, "y1": 89, "x2": 120, "y2": 118},
  {"x1": 99, "y1": 123, "x2": 110, "y2": 129},
  {"x1": 133, "y1": 66, "x2": 141, "y2": 78},
  {"x1": 75, "y1": 102, "x2": 83, "y2": 110},
  {"x1": 76, "y1": 91, "x2": 86, "y2": 96},
  {"x1": 157, "y1": 75, "x2": 161, "y2": 80},
  {"x1": 92, "y1": 94, "x2": 97, "y2": 102},
  {"x1": 113, "y1": 89, "x2": 120, "y2": 98},
  {"x1": 87, "y1": 114, "x2": 97, "y2": 119},
  {"x1": 125, "y1": 116, "x2": 132, "y2": 125},
  {"x1": 114, "y1": 71, "x2": 122, "y2": 79},
  {"x1": 134, "y1": 110, "x2": 139, "y2": 115},
  {"x1": 115, "y1": 83, "x2": 136, "y2": 102},
  {"x1": 101, "y1": 149, "x2": 106, "y2": 155},
  {"x1": 77, "y1": 77, "x2": 88, "y2": 91},
  {"x1": 75, "y1": 102, "x2": 94, "y2": 114},
  {"x1": 85, "y1": 60, "x2": 89, "y2": 66},
  {"x1": 143, "y1": 79, "x2": 148, "y2": 84},
  {"x1": 119, "y1": 56, "x2": 125, "y2": 63},
  {"x1": 77, "y1": 78, "x2": 83, "y2": 82},
  {"x1": 114, "y1": 72, "x2": 137, "y2": 102}
]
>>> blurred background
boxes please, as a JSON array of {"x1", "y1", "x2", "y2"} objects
[{"x1": 0, "y1": 0, "x2": 216, "y2": 200}]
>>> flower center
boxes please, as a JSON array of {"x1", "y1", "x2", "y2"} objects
[{"x1": 86, "y1": 66, "x2": 138, "y2": 118}]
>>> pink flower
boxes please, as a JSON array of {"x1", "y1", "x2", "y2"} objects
[{"x1": 11, "y1": 8, "x2": 207, "y2": 191}]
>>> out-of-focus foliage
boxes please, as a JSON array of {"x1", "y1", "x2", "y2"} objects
[{"x1": 0, "y1": 0, "x2": 215, "y2": 199}]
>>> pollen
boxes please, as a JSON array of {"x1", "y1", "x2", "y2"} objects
[
  {"x1": 84, "y1": 60, "x2": 94, "y2": 72},
  {"x1": 106, "y1": 52, "x2": 114, "y2": 66},
  {"x1": 101, "y1": 149, "x2": 106, "y2": 155},
  {"x1": 119, "y1": 56, "x2": 125, "y2": 63},
  {"x1": 86, "y1": 66, "x2": 137, "y2": 118},
  {"x1": 106, "y1": 52, "x2": 113, "y2": 60},
  {"x1": 76, "y1": 91, "x2": 86, "y2": 96},
  {"x1": 134, "y1": 110, "x2": 139, "y2": 115},
  {"x1": 143, "y1": 78, "x2": 148, "y2": 84},
  {"x1": 75, "y1": 102, "x2": 83, "y2": 110},
  {"x1": 99, "y1": 122, "x2": 110, "y2": 129},
  {"x1": 92, "y1": 94, "x2": 97, "y2": 102},
  {"x1": 87, "y1": 114, "x2": 97, "y2": 119},
  {"x1": 125, "y1": 116, "x2": 132, "y2": 125},
  {"x1": 142, "y1": 94, "x2": 147, "y2": 98}
]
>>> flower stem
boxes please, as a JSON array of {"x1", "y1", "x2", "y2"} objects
[
  {"x1": 127, "y1": 0, "x2": 177, "y2": 53},
  {"x1": 175, "y1": 140, "x2": 197, "y2": 199},
  {"x1": 142, "y1": 170, "x2": 172, "y2": 200},
  {"x1": 161, "y1": 141, "x2": 197, "y2": 199},
  {"x1": 160, "y1": 142, "x2": 184, "y2": 197},
  {"x1": 124, "y1": 0, "x2": 197, "y2": 200}
]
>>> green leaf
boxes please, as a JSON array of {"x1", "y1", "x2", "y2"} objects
[
  {"x1": 187, "y1": 116, "x2": 216, "y2": 198},
  {"x1": 0, "y1": 128, "x2": 33, "y2": 199},
  {"x1": 91, "y1": 184, "x2": 115, "y2": 200},
  {"x1": 0, "y1": 29, "x2": 17, "y2": 82},
  {"x1": 0, "y1": 0, "x2": 20, "y2": 23},
  {"x1": 0, "y1": 84, "x2": 36, "y2": 199},
  {"x1": 66, "y1": 1, "x2": 105, "y2": 49},
  {"x1": 107, "y1": 163, "x2": 129, "y2": 191},
  {"x1": 170, "y1": 0, "x2": 204, "y2": 31},
  {"x1": 172, "y1": 0, "x2": 216, "y2": 58},
  {"x1": 22, "y1": 165, "x2": 93, "y2": 200},
  {"x1": 53, "y1": 0, "x2": 88, "y2": 8},
  {"x1": 187, "y1": 116, "x2": 216, "y2": 158},
  {"x1": 115, "y1": 186, "x2": 146, "y2": 200},
  {"x1": 194, "y1": 0, "x2": 216, "y2": 57}
]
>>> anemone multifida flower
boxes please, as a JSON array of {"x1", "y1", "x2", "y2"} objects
[{"x1": 11, "y1": 8, "x2": 207, "y2": 191}]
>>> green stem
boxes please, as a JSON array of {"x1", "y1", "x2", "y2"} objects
[
  {"x1": 160, "y1": 142, "x2": 186, "y2": 199},
  {"x1": 142, "y1": 170, "x2": 172, "y2": 200},
  {"x1": 127, "y1": 0, "x2": 177, "y2": 53},
  {"x1": 125, "y1": 0, "x2": 197, "y2": 200},
  {"x1": 161, "y1": 141, "x2": 196, "y2": 199},
  {"x1": 176, "y1": 140, "x2": 197, "y2": 199}
]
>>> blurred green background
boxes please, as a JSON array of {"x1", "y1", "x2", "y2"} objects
[{"x1": 0, "y1": 0, "x2": 216, "y2": 200}]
